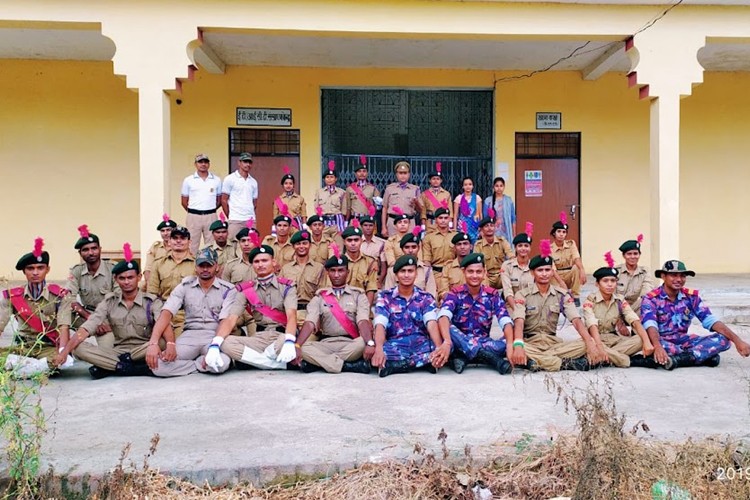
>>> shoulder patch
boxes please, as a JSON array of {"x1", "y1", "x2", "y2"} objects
[
  {"x1": 48, "y1": 284, "x2": 68, "y2": 297},
  {"x1": 683, "y1": 287, "x2": 699, "y2": 296},
  {"x1": 277, "y1": 277, "x2": 294, "y2": 286},
  {"x1": 482, "y1": 286, "x2": 497, "y2": 295},
  {"x1": 583, "y1": 302, "x2": 594, "y2": 309},
  {"x1": 515, "y1": 298, "x2": 526, "y2": 305},
  {"x1": 646, "y1": 288, "x2": 661, "y2": 298}
]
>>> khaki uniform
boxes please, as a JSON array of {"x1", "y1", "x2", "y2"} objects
[
  {"x1": 0, "y1": 284, "x2": 65, "y2": 364},
  {"x1": 473, "y1": 236, "x2": 513, "y2": 289},
  {"x1": 500, "y1": 258, "x2": 534, "y2": 300},
  {"x1": 383, "y1": 182, "x2": 420, "y2": 234},
  {"x1": 361, "y1": 236, "x2": 386, "y2": 273},
  {"x1": 309, "y1": 235, "x2": 334, "y2": 265},
  {"x1": 314, "y1": 186, "x2": 348, "y2": 240},
  {"x1": 512, "y1": 285, "x2": 580, "y2": 371},
  {"x1": 152, "y1": 276, "x2": 236, "y2": 377},
  {"x1": 221, "y1": 276, "x2": 297, "y2": 369},
  {"x1": 551, "y1": 291, "x2": 643, "y2": 367},
  {"x1": 615, "y1": 264, "x2": 655, "y2": 314},
  {"x1": 300, "y1": 286, "x2": 369, "y2": 372},
  {"x1": 420, "y1": 187, "x2": 453, "y2": 233},
  {"x1": 438, "y1": 258, "x2": 466, "y2": 303},
  {"x1": 422, "y1": 230, "x2": 457, "y2": 268},
  {"x1": 74, "y1": 291, "x2": 162, "y2": 371},
  {"x1": 346, "y1": 182, "x2": 380, "y2": 217},
  {"x1": 280, "y1": 259, "x2": 325, "y2": 326},
  {"x1": 272, "y1": 193, "x2": 307, "y2": 221},
  {"x1": 221, "y1": 257, "x2": 256, "y2": 284},
  {"x1": 384, "y1": 234, "x2": 424, "y2": 267},
  {"x1": 145, "y1": 240, "x2": 168, "y2": 274},
  {"x1": 147, "y1": 251, "x2": 196, "y2": 336},
  {"x1": 384, "y1": 260, "x2": 437, "y2": 299},
  {"x1": 345, "y1": 253, "x2": 379, "y2": 295},
  {"x1": 261, "y1": 235, "x2": 295, "y2": 270},
  {"x1": 210, "y1": 242, "x2": 233, "y2": 270},
  {"x1": 59, "y1": 260, "x2": 118, "y2": 334},
  {"x1": 551, "y1": 240, "x2": 582, "y2": 296}
]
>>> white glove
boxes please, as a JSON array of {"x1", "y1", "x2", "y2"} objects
[
  {"x1": 421, "y1": 224, "x2": 426, "y2": 232},
  {"x1": 205, "y1": 336, "x2": 225, "y2": 372},
  {"x1": 372, "y1": 196, "x2": 383, "y2": 208},
  {"x1": 276, "y1": 333, "x2": 297, "y2": 363},
  {"x1": 58, "y1": 348, "x2": 75, "y2": 369}
]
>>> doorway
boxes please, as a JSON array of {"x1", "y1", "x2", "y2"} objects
[
  {"x1": 228, "y1": 128, "x2": 300, "y2": 236},
  {"x1": 514, "y1": 132, "x2": 581, "y2": 247}
]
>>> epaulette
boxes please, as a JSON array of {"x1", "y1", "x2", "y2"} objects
[
  {"x1": 180, "y1": 275, "x2": 196, "y2": 285},
  {"x1": 481, "y1": 286, "x2": 497, "y2": 295},
  {"x1": 278, "y1": 277, "x2": 294, "y2": 287},
  {"x1": 582, "y1": 301, "x2": 594, "y2": 309},
  {"x1": 450, "y1": 285, "x2": 464, "y2": 293},
  {"x1": 552, "y1": 285, "x2": 569, "y2": 295},
  {"x1": 2, "y1": 287, "x2": 24, "y2": 299},
  {"x1": 47, "y1": 284, "x2": 69, "y2": 298},
  {"x1": 646, "y1": 288, "x2": 661, "y2": 298},
  {"x1": 142, "y1": 292, "x2": 158, "y2": 302},
  {"x1": 683, "y1": 287, "x2": 699, "y2": 296}
]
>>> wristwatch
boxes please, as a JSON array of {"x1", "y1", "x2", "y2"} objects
[{"x1": 366, "y1": 340, "x2": 376, "y2": 347}]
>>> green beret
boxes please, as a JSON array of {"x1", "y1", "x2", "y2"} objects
[
  {"x1": 451, "y1": 232, "x2": 470, "y2": 245},
  {"x1": 209, "y1": 220, "x2": 228, "y2": 232},
  {"x1": 280, "y1": 173, "x2": 295, "y2": 185},
  {"x1": 156, "y1": 219, "x2": 176, "y2": 230},
  {"x1": 359, "y1": 215, "x2": 376, "y2": 225},
  {"x1": 341, "y1": 226, "x2": 363, "y2": 239},
  {"x1": 290, "y1": 230, "x2": 311, "y2": 244},
  {"x1": 460, "y1": 253, "x2": 485, "y2": 268},
  {"x1": 274, "y1": 215, "x2": 292, "y2": 226},
  {"x1": 593, "y1": 266, "x2": 619, "y2": 280},
  {"x1": 15, "y1": 251, "x2": 49, "y2": 271},
  {"x1": 112, "y1": 259, "x2": 140, "y2": 275},
  {"x1": 550, "y1": 220, "x2": 568, "y2": 235},
  {"x1": 249, "y1": 245, "x2": 274, "y2": 262},
  {"x1": 478, "y1": 216, "x2": 495, "y2": 228},
  {"x1": 391, "y1": 212, "x2": 411, "y2": 222},
  {"x1": 529, "y1": 255, "x2": 554, "y2": 270},
  {"x1": 513, "y1": 233, "x2": 532, "y2": 245},
  {"x1": 399, "y1": 232, "x2": 420, "y2": 248},
  {"x1": 618, "y1": 240, "x2": 641, "y2": 253},
  {"x1": 74, "y1": 234, "x2": 100, "y2": 250},
  {"x1": 307, "y1": 214, "x2": 323, "y2": 225},
  {"x1": 433, "y1": 208, "x2": 450, "y2": 219},
  {"x1": 324, "y1": 254, "x2": 349, "y2": 269},
  {"x1": 236, "y1": 227, "x2": 257, "y2": 240},
  {"x1": 393, "y1": 254, "x2": 418, "y2": 273}
]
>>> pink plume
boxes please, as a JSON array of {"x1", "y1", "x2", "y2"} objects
[
  {"x1": 525, "y1": 221, "x2": 533, "y2": 237},
  {"x1": 301, "y1": 231, "x2": 309, "y2": 239},
  {"x1": 368, "y1": 204, "x2": 376, "y2": 217},
  {"x1": 351, "y1": 218, "x2": 360, "y2": 229},
  {"x1": 393, "y1": 206, "x2": 404, "y2": 216},
  {"x1": 411, "y1": 226, "x2": 421, "y2": 237},
  {"x1": 331, "y1": 242, "x2": 341, "y2": 259},
  {"x1": 77, "y1": 224, "x2": 90, "y2": 238},
  {"x1": 637, "y1": 233, "x2": 644, "y2": 244},
  {"x1": 123, "y1": 243, "x2": 134, "y2": 263},
  {"x1": 246, "y1": 218, "x2": 255, "y2": 229},
  {"x1": 249, "y1": 231, "x2": 260, "y2": 248},
  {"x1": 33, "y1": 238, "x2": 44, "y2": 258},
  {"x1": 436, "y1": 162, "x2": 442, "y2": 174},
  {"x1": 219, "y1": 212, "x2": 226, "y2": 223},
  {"x1": 327, "y1": 160, "x2": 335, "y2": 171},
  {"x1": 315, "y1": 205, "x2": 323, "y2": 217},
  {"x1": 604, "y1": 251, "x2": 615, "y2": 269},
  {"x1": 487, "y1": 207, "x2": 495, "y2": 219},
  {"x1": 162, "y1": 213, "x2": 170, "y2": 222},
  {"x1": 283, "y1": 165, "x2": 291, "y2": 175},
  {"x1": 359, "y1": 155, "x2": 367, "y2": 166},
  {"x1": 559, "y1": 211, "x2": 568, "y2": 225},
  {"x1": 540, "y1": 239, "x2": 552, "y2": 259},
  {"x1": 460, "y1": 221, "x2": 468, "y2": 234}
]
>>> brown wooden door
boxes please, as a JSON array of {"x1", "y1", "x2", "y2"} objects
[
  {"x1": 229, "y1": 155, "x2": 300, "y2": 237},
  {"x1": 515, "y1": 158, "x2": 580, "y2": 247}
]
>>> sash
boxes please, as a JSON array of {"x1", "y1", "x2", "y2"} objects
[
  {"x1": 348, "y1": 183, "x2": 372, "y2": 213},
  {"x1": 320, "y1": 291, "x2": 359, "y2": 339},
  {"x1": 237, "y1": 282, "x2": 288, "y2": 326},
  {"x1": 274, "y1": 197, "x2": 300, "y2": 229},
  {"x1": 5, "y1": 284, "x2": 66, "y2": 345},
  {"x1": 424, "y1": 189, "x2": 443, "y2": 212}
]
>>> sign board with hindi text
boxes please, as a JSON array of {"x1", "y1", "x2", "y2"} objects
[
  {"x1": 524, "y1": 170, "x2": 543, "y2": 197},
  {"x1": 236, "y1": 108, "x2": 292, "y2": 127},
  {"x1": 536, "y1": 112, "x2": 562, "y2": 130}
]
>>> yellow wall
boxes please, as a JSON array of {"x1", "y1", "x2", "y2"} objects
[{"x1": 0, "y1": 59, "x2": 138, "y2": 281}]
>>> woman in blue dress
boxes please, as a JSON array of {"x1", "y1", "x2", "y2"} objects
[
  {"x1": 483, "y1": 177, "x2": 516, "y2": 242},
  {"x1": 453, "y1": 177, "x2": 482, "y2": 243}
]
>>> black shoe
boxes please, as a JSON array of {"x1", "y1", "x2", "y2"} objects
[
  {"x1": 378, "y1": 360, "x2": 411, "y2": 378},
  {"x1": 299, "y1": 360, "x2": 323, "y2": 373},
  {"x1": 342, "y1": 359, "x2": 371, "y2": 374},
  {"x1": 666, "y1": 352, "x2": 697, "y2": 370},
  {"x1": 525, "y1": 359, "x2": 540, "y2": 372},
  {"x1": 118, "y1": 353, "x2": 133, "y2": 364},
  {"x1": 89, "y1": 366, "x2": 114, "y2": 380},
  {"x1": 115, "y1": 362, "x2": 153, "y2": 377},
  {"x1": 423, "y1": 364, "x2": 438, "y2": 374},
  {"x1": 574, "y1": 298, "x2": 581, "y2": 307},
  {"x1": 475, "y1": 349, "x2": 513, "y2": 375},
  {"x1": 560, "y1": 357, "x2": 590, "y2": 371},
  {"x1": 234, "y1": 361, "x2": 255, "y2": 370},
  {"x1": 629, "y1": 354, "x2": 660, "y2": 369},
  {"x1": 449, "y1": 353, "x2": 468, "y2": 374},
  {"x1": 701, "y1": 355, "x2": 721, "y2": 367}
]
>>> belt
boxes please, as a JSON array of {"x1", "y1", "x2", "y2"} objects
[
  {"x1": 557, "y1": 267, "x2": 573, "y2": 271},
  {"x1": 432, "y1": 265, "x2": 444, "y2": 272},
  {"x1": 298, "y1": 303, "x2": 308, "y2": 311},
  {"x1": 389, "y1": 213, "x2": 413, "y2": 220},
  {"x1": 187, "y1": 208, "x2": 216, "y2": 215},
  {"x1": 322, "y1": 214, "x2": 339, "y2": 221},
  {"x1": 426, "y1": 212, "x2": 435, "y2": 220},
  {"x1": 256, "y1": 325, "x2": 286, "y2": 333}
]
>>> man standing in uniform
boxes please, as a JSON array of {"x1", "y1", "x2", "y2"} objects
[
  {"x1": 339, "y1": 221, "x2": 379, "y2": 304},
  {"x1": 262, "y1": 215, "x2": 295, "y2": 271},
  {"x1": 636, "y1": 260, "x2": 750, "y2": 369},
  {"x1": 473, "y1": 209, "x2": 513, "y2": 289},
  {"x1": 314, "y1": 161, "x2": 348, "y2": 240},
  {"x1": 501, "y1": 224, "x2": 534, "y2": 311},
  {"x1": 181, "y1": 153, "x2": 222, "y2": 254},
  {"x1": 221, "y1": 223, "x2": 258, "y2": 284},
  {"x1": 209, "y1": 212, "x2": 233, "y2": 271},
  {"x1": 371, "y1": 255, "x2": 451, "y2": 377},
  {"x1": 293, "y1": 250, "x2": 374, "y2": 374},
  {"x1": 422, "y1": 208, "x2": 457, "y2": 300},
  {"x1": 509, "y1": 241, "x2": 606, "y2": 372},
  {"x1": 346, "y1": 156, "x2": 380, "y2": 221},
  {"x1": 143, "y1": 213, "x2": 176, "y2": 288},
  {"x1": 420, "y1": 164, "x2": 452, "y2": 234},
  {"x1": 58, "y1": 225, "x2": 117, "y2": 349},
  {"x1": 148, "y1": 226, "x2": 196, "y2": 301},
  {"x1": 146, "y1": 248, "x2": 235, "y2": 377},
  {"x1": 222, "y1": 152, "x2": 258, "y2": 241},
  {"x1": 359, "y1": 211, "x2": 387, "y2": 287},
  {"x1": 55, "y1": 244, "x2": 165, "y2": 379},
  {"x1": 307, "y1": 208, "x2": 334, "y2": 265},
  {"x1": 214, "y1": 245, "x2": 299, "y2": 370},
  {"x1": 438, "y1": 253, "x2": 514, "y2": 374},
  {"x1": 280, "y1": 230, "x2": 325, "y2": 327},
  {"x1": 381, "y1": 161, "x2": 421, "y2": 237},
  {"x1": 383, "y1": 229, "x2": 437, "y2": 299}
]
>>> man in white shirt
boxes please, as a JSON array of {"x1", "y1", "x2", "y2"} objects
[
  {"x1": 221, "y1": 152, "x2": 259, "y2": 241},
  {"x1": 181, "y1": 153, "x2": 222, "y2": 255}
]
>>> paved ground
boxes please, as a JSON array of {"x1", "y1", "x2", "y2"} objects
[{"x1": 2, "y1": 274, "x2": 750, "y2": 487}]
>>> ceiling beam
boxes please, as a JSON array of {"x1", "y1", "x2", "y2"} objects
[
  {"x1": 581, "y1": 41, "x2": 625, "y2": 80},
  {"x1": 193, "y1": 41, "x2": 225, "y2": 74}
]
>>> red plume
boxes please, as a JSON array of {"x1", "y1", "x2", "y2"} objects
[
  {"x1": 637, "y1": 233, "x2": 644, "y2": 244},
  {"x1": 368, "y1": 204, "x2": 376, "y2": 217},
  {"x1": 359, "y1": 155, "x2": 367, "y2": 166},
  {"x1": 327, "y1": 160, "x2": 335, "y2": 171},
  {"x1": 604, "y1": 251, "x2": 615, "y2": 268},
  {"x1": 123, "y1": 243, "x2": 134, "y2": 263},
  {"x1": 393, "y1": 206, "x2": 404, "y2": 216},
  {"x1": 77, "y1": 224, "x2": 90, "y2": 238},
  {"x1": 246, "y1": 218, "x2": 255, "y2": 229},
  {"x1": 219, "y1": 212, "x2": 226, "y2": 223},
  {"x1": 487, "y1": 207, "x2": 495, "y2": 219},
  {"x1": 162, "y1": 213, "x2": 170, "y2": 222},
  {"x1": 249, "y1": 231, "x2": 260, "y2": 248},
  {"x1": 540, "y1": 239, "x2": 552, "y2": 259},
  {"x1": 460, "y1": 221, "x2": 468, "y2": 234},
  {"x1": 283, "y1": 165, "x2": 291, "y2": 175},
  {"x1": 436, "y1": 162, "x2": 442, "y2": 174},
  {"x1": 331, "y1": 242, "x2": 341, "y2": 260},
  {"x1": 559, "y1": 211, "x2": 568, "y2": 225},
  {"x1": 351, "y1": 218, "x2": 360, "y2": 229},
  {"x1": 525, "y1": 221, "x2": 533, "y2": 237},
  {"x1": 33, "y1": 238, "x2": 44, "y2": 258},
  {"x1": 412, "y1": 225, "x2": 421, "y2": 237}
]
